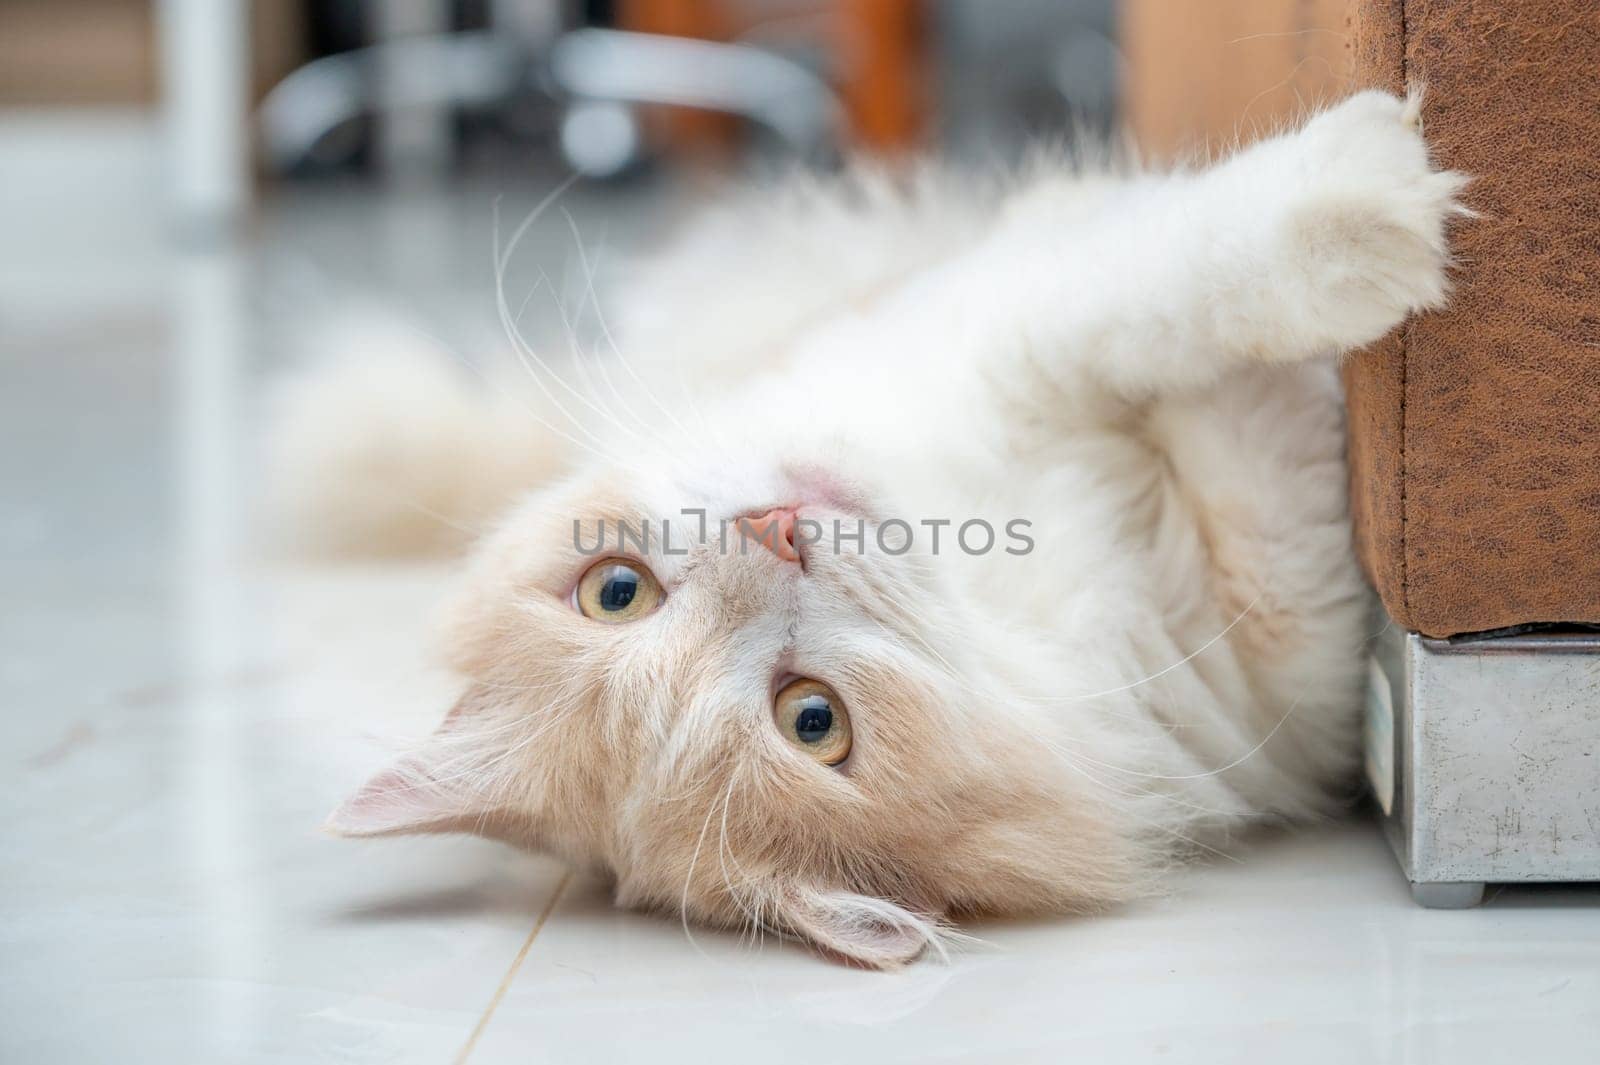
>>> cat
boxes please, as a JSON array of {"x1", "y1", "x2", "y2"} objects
[{"x1": 279, "y1": 91, "x2": 1466, "y2": 968}]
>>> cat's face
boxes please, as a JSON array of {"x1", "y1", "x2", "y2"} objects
[{"x1": 331, "y1": 453, "x2": 1139, "y2": 967}]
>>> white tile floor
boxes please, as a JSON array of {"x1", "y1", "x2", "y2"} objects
[{"x1": 3, "y1": 113, "x2": 1598, "y2": 1064}]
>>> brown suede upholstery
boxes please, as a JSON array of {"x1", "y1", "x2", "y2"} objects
[{"x1": 1342, "y1": 0, "x2": 1600, "y2": 637}]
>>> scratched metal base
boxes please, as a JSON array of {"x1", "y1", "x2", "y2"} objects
[{"x1": 1366, "y1": 624, "x2": 1600, "y2": 908}]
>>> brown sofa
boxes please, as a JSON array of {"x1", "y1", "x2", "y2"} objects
[
  {"x1": 1123, "y1": 1, "x2": 1600, "y2": 639},
  {"x1": 1123, "y1": 0, "x2": 1600, "y2": 902},
  {"x1": 1343, "y1": 0, "x2": 1600, "y2": 638},
  {"x1": 1348, "y1": 0, "x2": 1600, "y2": 905}
]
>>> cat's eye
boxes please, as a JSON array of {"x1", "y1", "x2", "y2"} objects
[
  {"x1": 575, "y1": 558, "x2": 662, "y2": 623},
  {"x1": 774, "y1": 678, "x2": 851, "y2": 766}
]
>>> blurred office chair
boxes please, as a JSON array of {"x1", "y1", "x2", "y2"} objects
[{"x1": 258, "y1": 0, "x2": 934, "y2": 179}]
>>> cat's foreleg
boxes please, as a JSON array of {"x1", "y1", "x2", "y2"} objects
[{"x1": 987, "y1": 91, "x2": 1467, "y2": 398}]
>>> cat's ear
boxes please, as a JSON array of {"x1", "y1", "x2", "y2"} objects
[
  {"x1": 326, "y1": 753, "x2": 494, "y2": 837},
  {"x1": 777, "y1": 886, "x2": 947, "y2": 970},
  {"x1": 326, "y1": 691, "x2": 526, "y2": 841}
]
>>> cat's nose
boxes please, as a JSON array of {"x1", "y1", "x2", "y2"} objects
[{"x1": 737, "y1": 506, "x2": 801, "y2": 563}]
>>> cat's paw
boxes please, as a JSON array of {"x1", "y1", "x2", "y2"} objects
[{"x1": 1278, "y1": 90, "x2": 1470, "y2": 352}]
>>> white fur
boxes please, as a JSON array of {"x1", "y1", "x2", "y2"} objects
[{"x1": 290, "y1": 92, "x2": 1467, "y2": 966}]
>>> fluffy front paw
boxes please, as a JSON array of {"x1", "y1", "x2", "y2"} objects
[{"x1": 1280, "y1": 90, "x2": 1470, "y2": 352}]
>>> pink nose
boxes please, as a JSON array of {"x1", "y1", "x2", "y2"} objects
[{"x1": 737, "y1": 507, "x2": 801, "y2": 563}]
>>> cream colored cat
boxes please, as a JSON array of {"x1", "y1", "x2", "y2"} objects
[{"x1": 279, "y1": 91, "x2": 1465, "y2": 967}]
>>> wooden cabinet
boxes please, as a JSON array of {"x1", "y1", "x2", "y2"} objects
[{"x1": 1120, "y1": 0, "x2": 1351, "y2": 161}]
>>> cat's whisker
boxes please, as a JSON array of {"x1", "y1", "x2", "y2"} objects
[
  {"x1": 567, "y1": 315, "x2": 651, "y2": 450},
  {"x1": 511, "y1": 271, "x2": 625, "y2": 440},
  {"x1": 1033, "y1": 732, "x2": 1242, "y2": 822},
  {"x1": 1038, "y1": 593, "x2": 1263, "y2": 704},
  {"x1": 869, "y1": 565, "x2": 1261, "y2": 713},
  {"x1": 678, "y1": 778, "x2": 722, "y2": 963},
  {"x1": 670, "y1": 355, "x2": 725, "y2": 451},
  {"x1": 491, "y1": 189, "x2": 646, "y2": 465},
  {"x1": 1029, "y1": 739, "x2": 1244, "y2": 861},
  {"x1": 850, "y1": 574, "x2": 1154, "y2": 722},
  {"x1": 713, "y1": 772, "x2": 773, "y2": 946},
  {"x1": 379, "y1": 309, "x2": 635, "y2": 484},
  {"x1": 540, "y1": 271, "x2": 633, "y2": 442},
  {"x1": 1041, "y1": 685, "x2": 1311, "y2": 783},
  {"x1": 862, "y1": 549, "x2": 1259, "y2": 712},
  {"x1": 1040, "y1": 618, "x2": 1397, "y2": 784},
  {"x1": 388, "y1": 494, "x2": 487, "y2": 540},
  {"x1": 559, "y1": 208, "x2": 691, "y2": 444},
  {"x1": 375, "y1": 311, "x2": 550, "y2": 432},
  {"x1": 557, "y1": 209, "x2": 727, "y2": 451}
]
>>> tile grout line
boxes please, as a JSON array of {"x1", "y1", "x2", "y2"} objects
[{"x1": 453, "y1": 868, "x2": 574, "y2": 1065}]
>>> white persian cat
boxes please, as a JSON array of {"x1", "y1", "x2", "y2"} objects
[{"x1": 278, "y1": 92, "x2": 1464, "y2": 967}]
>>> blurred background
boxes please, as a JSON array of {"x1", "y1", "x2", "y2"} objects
[
  {"x1": 3, "y1": 0, "x2": 1354, "y2": 222},
  {"x1": 1, "y1": 0, "x2": 1355, "y2": 571}
]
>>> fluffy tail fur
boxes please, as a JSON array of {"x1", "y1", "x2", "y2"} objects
[{"x1": 265, "y1": 312, "x2": 561, "y2": 558}]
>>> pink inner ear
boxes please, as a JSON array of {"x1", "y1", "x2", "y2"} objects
[
  {"x1": 782, "y1": 887, "x2": 942, "y2": 970},
  {"x1": 326, "y1": 759, "x2": 477, "y2": 837}
]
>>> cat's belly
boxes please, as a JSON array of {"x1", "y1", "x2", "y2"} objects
[{"x1": 895, "y1": 361, "x2": 1369, "y2": 817}]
